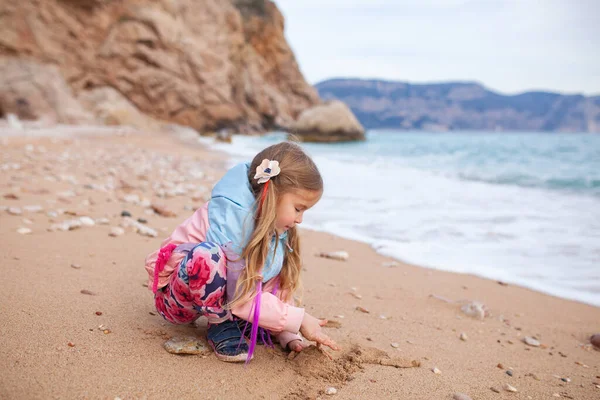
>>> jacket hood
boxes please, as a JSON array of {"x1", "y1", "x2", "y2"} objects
[{"x1": 211, "y1": 162, "x2": 255, "y2": 210}]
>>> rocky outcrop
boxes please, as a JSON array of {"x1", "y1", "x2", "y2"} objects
[
  {"x1": 0, "y1": 57, "x2": 96, "y2": 124},
  {"x1": 316, "y1": 79, "x2": 600, "y2": 133},
  {"x1": 0, "y1": 0, "x2": 323, "y2": 134},
  {"x1": 78, "y1": 86, "x2": 161, "y2": 132},
  {"x1": 291, "y1": 101, "x2": 365, "y2": 142}
]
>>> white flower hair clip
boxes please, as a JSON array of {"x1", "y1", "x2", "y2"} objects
[{"x1": 254, "y1": 159, "x2": 281, "y2": 184}]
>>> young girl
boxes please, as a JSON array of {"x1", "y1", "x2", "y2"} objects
[{"x1": 145, "y1": 142, "x2": 339, "y2": 362}]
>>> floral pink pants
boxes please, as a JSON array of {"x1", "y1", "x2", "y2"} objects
[{"x1": 155, "y1": 242, "x2": 230, "y2": 324}]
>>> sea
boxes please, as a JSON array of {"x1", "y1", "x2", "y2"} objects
[{"x1": 201, "y1": 130, "x2": 600, "y2": 307}]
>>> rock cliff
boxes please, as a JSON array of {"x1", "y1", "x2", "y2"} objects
[{"x1": 0, "y1": 0, "x2": 321, "y2": 135}]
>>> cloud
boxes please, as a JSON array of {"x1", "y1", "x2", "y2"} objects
[{"x1": 276, "y1": 0, "x2": 600, "y2": 95}]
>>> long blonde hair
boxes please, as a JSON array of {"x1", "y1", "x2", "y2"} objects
[{"x1": 227, "y1": 142, "x2": 323, "y2": 309}]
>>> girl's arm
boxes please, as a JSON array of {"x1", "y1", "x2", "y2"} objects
[{"x1": 230, "y1": 291, "x2": 305, "y2": 334}]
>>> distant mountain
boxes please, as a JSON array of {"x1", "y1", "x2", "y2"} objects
[{"x1": 315, "y1": 79, "x2": 600, "y2": 132}]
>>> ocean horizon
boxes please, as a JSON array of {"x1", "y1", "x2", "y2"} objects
[{"x1": 201, "y1": 130, "x2": 600, "y2": 307}]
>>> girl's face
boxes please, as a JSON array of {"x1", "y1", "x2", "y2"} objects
[{"x1": 275, "y1": 189, "x2": 321, "y2": 234}]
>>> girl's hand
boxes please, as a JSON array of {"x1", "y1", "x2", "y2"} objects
[
  {"x1": 299, "y1": 313, "x2": 340, "y2": 351},
  {"x1": 287, "y1": 339, "x2": 309, "y2": 352}
]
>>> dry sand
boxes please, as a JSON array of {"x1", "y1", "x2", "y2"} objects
[{"x1": 0, "y1": 127, "x2": 599, "y2": 400}]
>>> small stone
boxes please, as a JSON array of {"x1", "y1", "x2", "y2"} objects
[
  {"x1": 523, "y1": 336, "x2": 540, "y2": 347},
  {"x1": 121, "y1": 210, "x2": 132, "y2": 217},
  {"x1": 453, "y1": 394, "x2": 472, "y2": 400},
  {"x1": 151, "y1": 203, "x2": 177, "y2": 217},
  {"x1": 591, "y1": 334, "x2": 600, "y2": 349},
  {"x1": 70, "y1": 263, "x2": 81, "y2": 269},
  {"x1": 17, "y1": 227, "x2": 32, "y2": 235},
  {"x1": 23, "y1": 205, "x2": 43, "y2": 213},
  {"x1": 506, "y1": 370, "x2": 513, "y2": 376},
  {"x1": 503, "y1": 383, "x2": 517, "y2": 392},
  {"x1": 460, "y1": 332, "x2": 468, "y2": 341},
  {"x1": 22, "y1": 218, "x2": 33, "y2": 225},
  {"x1": 318, "y1": 251, "x2": 349, "y2": 261},
  {"x1": 432, "y1": 367, "x2": 441, "y2": 374},
  {"x1": 8, "y1": 207, "x2": 22, "y2": 215},
  {"x1": 80, "y1": 289, "x2": 96, "y2": 295},
  {"x1": 79, "y1": 216, "x2": 95, "y2": 226},
  {"x1": 137, "y1": 218, "x2": 148, "y2": 224},
  {"x1": 67, "y1": 342, "x2": 75, "y2": 347},
  {"x1": 96, "y1": 217, "x2": 110, "y2": 225},
  {"x1": 390, "y1": 342, "x2": 400, "y2": 348},
  {"x1": 109, "y1": 227, "x2": 125, "y2": 237},
  {"x1": 163, "y1": 336, "x2": 211, "y2": 355},
  {"x1": 460, "y1": 301, "x2": 488, "y2": 320},
  {"x1": 95, "y1": 311, "x2": 103, "y2": 316},
  {"x1": 103, "y1": 329, "x2": 111, "y2": 334},
  {"x1": 3, "y1": 193, "x2": 19, "y2": 200},
  {"x1": 325, "y1": 387, "x2": 337, "y2": 395},
  {"x1": 552, "y1": 394, "x2": 560, "y2": 398},
  {"x1": 490, "y1": 387, "x2": 501, "y2": 393},
  {"x1": 334, "y1": 315, "x2": 345, "y2": 319},
  {"x1": 560, "y1": 377, "x2": 570, "y2": 383},
  {"x1": 350, "y1": 292, "x2": 362, "y2": 299},
  {"x1": 497, "y1": 363, "x2": 504, "y2": 369},
  {"x1": 355, "y1": 306, "x2": 370, "y2": 313}
]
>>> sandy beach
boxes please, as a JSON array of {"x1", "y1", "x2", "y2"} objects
[{"x1": 1, "y1": 128, "x2": 599, "y2": 400}]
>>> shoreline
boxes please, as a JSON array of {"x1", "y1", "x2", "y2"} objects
[
  {"x1": 1, "y1": 127, "x2": 599, "y2": 399},
  {"x1": 201, "y1": 132, "x2": 600, "y2": 309}
]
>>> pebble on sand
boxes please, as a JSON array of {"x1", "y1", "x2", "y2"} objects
[
  {"x1": 163, "y1": 336, "x2": 210, "y2": 355},
  {"x1": 460, "y1": 301, "x2": 489, "y2": 320},
  {"x1": 523, "y1": 336, "x2": 541, "y2": 347},
  {"x1": 503, "y1": 383, "x2": 518, "y2": 392},
  {"x1": 459, "y1": 332, "x2": 468, "y2": 341},
  {"x1": 591, "y1": 334, "x2": 600, "y2": 349},
  {"x1": 355, "y1": 306, "x2": 370, "y2": 313},
  {"x1": 79, "y1": 216, "x2": 95, "y2": 226},
  {"x1": 17, "y1": 227, "x2": 32, "y2": 235},
  {"x1": 8, "y1": 207, "x2": 22, "y2": 215},
  {"x1": 325, "y1": 387, "x2": 337, "y2": 395},
  {"x1": 318, "y1": 251, "x2": 349, "y2": 261},
  {"x1": 109, "y1": 227, "x2": 125, "y2": 237},
  {"x1": 432, "y1": 367, "x2": 441, "y2": 374},
  {"x1": 453, "y1": 394, "x2": 472, "y2": 400}
]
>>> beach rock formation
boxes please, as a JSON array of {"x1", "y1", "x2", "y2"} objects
[
  {"x1": 0, "y1": 57, "x2": 96, "y2": 124},
  {"x1": 77, "y1": 86, "x2": 161, "y2": 132},
  {"x1": 291, "y1": 101, "x2": 366, "y2": 142},
  {"x1": 0, "y1": 0, "x2": 362, "y2": 139}
]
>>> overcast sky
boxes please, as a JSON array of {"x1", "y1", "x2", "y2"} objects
[{"x1": 276, "y1": 0, "x2": 600, "y2": 95}]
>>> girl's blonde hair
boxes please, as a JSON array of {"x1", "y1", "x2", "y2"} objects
[{"x1": 227, "y1": 141, "x2": 323, "y2": 309}]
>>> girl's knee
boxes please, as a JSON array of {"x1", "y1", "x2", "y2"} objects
[{"x1": 191, "y1": 242, "x2": 225, "y2": 265}]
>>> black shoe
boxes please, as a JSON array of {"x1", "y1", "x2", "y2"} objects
[{"x1": 207, "y1": 319, "x2": 249, "y2": 362}]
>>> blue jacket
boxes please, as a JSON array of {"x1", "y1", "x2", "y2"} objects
[{"x1": 206, "y1": 162, "x2": 288, "y2": 282}]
